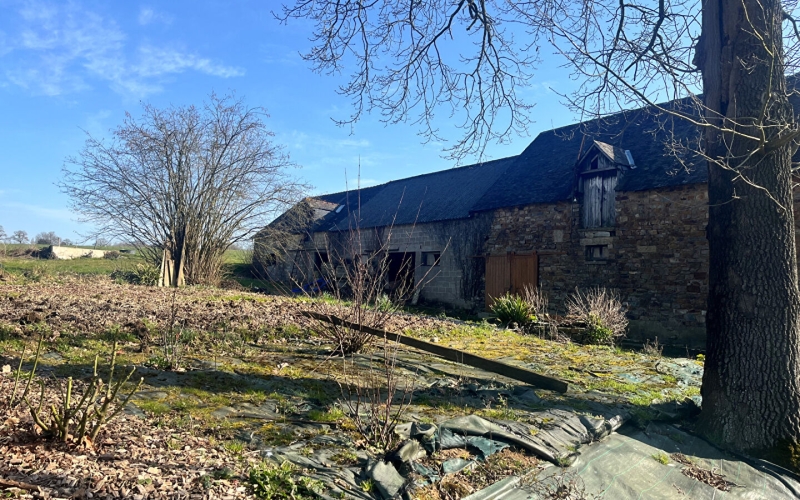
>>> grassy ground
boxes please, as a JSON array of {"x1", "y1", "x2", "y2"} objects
[
  {"x1": 0, "y1": 247, "x2": 260, "y2": 285},
  {"x1": 0, "y1": 254, "x2": 144, "y2": 276},
  {"x1": 0, "y1": 250, "x2": 701, "y2": 408},
  {"x1": 0, "y1": 273, "x2": 706, "y2": 498}
]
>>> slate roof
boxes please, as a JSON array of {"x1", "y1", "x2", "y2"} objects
[
  {"x1": 270, "y1": 103, "x2": 712, "y2": 232},
  {"x1": 307, "y1": 157, "x2": 516, "y2": 231},
  {"x1": 471, "y1": 105, "x2": 706, "y2": 212}
]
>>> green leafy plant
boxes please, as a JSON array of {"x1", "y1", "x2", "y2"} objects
[
  {"x1": 491, "y1": 293, "x2": 536, "y2": 325},
  {"x1": 652, "y1": 452, "x2": 670, "y2": 465},
  {"x1": 583, "y1": 313, "x2": 616, "y2": 345},
  {"x1": 374, "y1": 293, "x2": 397, "y2": 313},
  {"x1": 360, "y1": 479, "x2": 375, "y2": 493},
  {"x1": 248, "y1": 461, "x2": 322, "y2": 500}
]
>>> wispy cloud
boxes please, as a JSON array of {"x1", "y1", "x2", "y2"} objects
[
  {"x1": 2, "y1": 1, "x2": 243, "y2": 97},
  {"x1": 281, "y1": 130, "x2": 370, "y2": 152},
  {"x1": 135, "y1": 45, "x2": 244, "y2": 79},
  {"x1": 138, "y1": 6, "x2": 172, "y2": 26}
]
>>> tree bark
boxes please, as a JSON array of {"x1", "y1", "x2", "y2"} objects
[{"x1": 698, "y1": 0, "x2": 800, "y2": 462}]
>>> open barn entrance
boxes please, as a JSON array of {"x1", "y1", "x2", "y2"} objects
[{"x1": 385, "y1": 252, "x2": 415, "y2": 297}]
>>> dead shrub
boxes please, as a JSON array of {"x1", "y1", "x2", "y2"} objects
[
  {"x1": 13, "y1": 336, "x2": 143, "y2": 444},
  {"x1": 566, "y1": 287, "x2": 628, "y2": 345},
  {"x1": 522, "y1": 284, "x2": 549, "y2": 318},
  {"x1": 520, "y1": 286, "x2": 567, "y2": 342},
  {"x1": 525, "y1": 470, "x2": 599, "y2": 499},
  {"x1": 337, "y1": 336, "x2": 415, "y2": 452},
  {"x1": 643, "y1": 337, "x2": 663, "y2": 357},
  {"x1": 304, "y1": 222, "x2": 435, "y2": 355}
]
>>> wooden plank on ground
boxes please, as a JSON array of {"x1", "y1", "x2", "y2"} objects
[{"x1": 304, "y1": 311, "x2": 569, "y2": 393}]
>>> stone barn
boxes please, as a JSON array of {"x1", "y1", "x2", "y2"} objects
[{"x1": 255, "y1": 105, "x2": 800, "y2": 348}]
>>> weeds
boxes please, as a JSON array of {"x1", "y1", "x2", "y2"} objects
[
  {"x1": 643, "y1": 337, "x2": 663, "y2": 357},
  {"x1": 248, "y1": 461, "x2": 323, "y2": 500},
  {"x1": 652, "y1": 452, "x2": 670, "y2": 464},
  {"x1": 374, "y1": 293, "x2": 397, "y2": 313},
  {"x1": 224, "y1": 440, "x2": 246, "y2": 455},
  {"x1": 23, "y1": 263, "x2": 51, "y2": 282},
  {"x1": 307, "y1": 407, "x2": 345, "y2": 423},
  {"x1": 360, "y1": 478, "x2": 375, "y2": 493}
]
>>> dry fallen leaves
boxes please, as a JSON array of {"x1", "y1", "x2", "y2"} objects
[{"x1": 0, "y1": 373, "x2": 259, "y2": 499}]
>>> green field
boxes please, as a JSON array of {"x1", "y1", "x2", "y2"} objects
[
  {"x1": 0, "y1": 246, "x2": 268, "y2": 288},
  {"x1": 0, "y1": 254, "x2": 143, "y2": 276}
]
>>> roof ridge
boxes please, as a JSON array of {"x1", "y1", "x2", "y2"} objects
[{"x1": 308, "y1": 155, "x2": 519, "y2": 203}]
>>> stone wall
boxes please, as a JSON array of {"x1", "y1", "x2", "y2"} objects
[
  {"x1": 485, "y1": 183, "x2": 709, "y2": 347},
  {"x1": 43, "y1": 245, "x2": 107, "y2": 260}
]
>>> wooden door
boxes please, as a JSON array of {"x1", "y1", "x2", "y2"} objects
[
  {"x1": 582, "y1": 172, "x2": 617, "y2": 228},
  {"x1": 485, "y1": 255, "x2": 510, "y2": 308},
  {"x1": 511, "y1": 253, "x2": 538, "y2": 295}
]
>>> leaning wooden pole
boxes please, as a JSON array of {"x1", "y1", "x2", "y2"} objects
[{"x1": 304, "y1": 311, "x2": 569, "y2": 393}]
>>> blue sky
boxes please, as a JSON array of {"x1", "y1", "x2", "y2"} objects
[{"x1": 0, "y1": 0, "x2": 581, "y2": 242}]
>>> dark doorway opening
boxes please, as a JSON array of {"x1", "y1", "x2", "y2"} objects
[{"x1": 385, "y1": 252, "x2": 415, "y2": 297}]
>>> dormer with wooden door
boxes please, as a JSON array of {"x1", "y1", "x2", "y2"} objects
[{"x1": 576, "y1": 141, "x2": 635, "y2": 261}]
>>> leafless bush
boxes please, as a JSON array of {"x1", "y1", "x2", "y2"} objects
[
  {"x1": 643, "y1": 337, "x2": 663, "y2": 357},
  {"x1": 310, "y1": 240, "x2": 408, "y2": 354},
  {"x1": 16, "y1": 337, "x2": 143, "y2": 444},
  {"x1": 301, "y1": 218, "x2": 440, "y2": 354},
  {"x1": 520, "y1": 286, "x2": 568, "y2": 342},
  {"x1": 337, "y1": 336, "x2": 415, "y2": 452},
  {"x1": 566, "y1": 287, "x2": 628, "y2": 344},
  {"x1": 522, "y1": 285, "x2": 549, "y2": 318},
  {"x1": 160, "y1": 289, "x2": 187, "y2": 370},
  {"x1": 103, "y1": 250, "x2": 121, "y2": 260}
]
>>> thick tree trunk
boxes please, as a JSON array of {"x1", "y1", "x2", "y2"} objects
[{"x1": 697, "y1": 0, "x2": 800, "y2": 462}]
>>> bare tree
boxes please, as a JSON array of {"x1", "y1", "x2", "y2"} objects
[
  {"x1": 34, "y1": 232, "x2": 61, "y2": 246},
  {"x1": 61, "y1": 93, "x2": 308, "y2": 286},
  {"x1": 281, "y1": 0, "x2": 800, "y2": 467},
  {"x1": 11, "y1": 230, "x2": 28, "y2": 245},
  {"x1": 0, "y1": 225, "x2": 6, "y2": 243}
]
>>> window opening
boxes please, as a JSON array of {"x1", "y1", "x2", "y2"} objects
[
  {"x1": 422, "y1": 251, "x2": 441, "y2": 266},
  {"x1": 585, "y1": 245, "x2": 608, "y2": 261}
]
